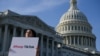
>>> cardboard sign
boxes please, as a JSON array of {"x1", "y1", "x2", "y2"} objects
[{"x1": 8, "y1": 37, "x2": 39, "y2": 56}]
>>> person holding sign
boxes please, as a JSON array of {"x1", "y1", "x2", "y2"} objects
[
  {"x1": 8, "y1": 29, "x2": 39, "y2": 56},
  {"x1": 25, "y1": 29, "x2": 39, "y2": 56}
]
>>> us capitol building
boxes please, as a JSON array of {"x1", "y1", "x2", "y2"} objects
[{"x1": 0, "y1": 0, "x2": 100, "y2": 56}]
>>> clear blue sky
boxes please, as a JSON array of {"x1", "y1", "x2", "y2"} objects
[{"x1": 0, "y1": 0, "x2": 100, "y2": 51}]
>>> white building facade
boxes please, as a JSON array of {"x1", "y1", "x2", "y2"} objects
[{"x1": 0, "y1": 10, "x2": 62, "y2": 56}]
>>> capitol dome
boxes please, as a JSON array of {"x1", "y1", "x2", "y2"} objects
[
  {"x1": 56, "y1": 0, "x2": 96, "y2": 51},
  {"x1": 60, "y1": 9, "x2": 88, "y2": 23},
  {"x1": 60, "y1": 0, "x2": 88, "y2": 23}
]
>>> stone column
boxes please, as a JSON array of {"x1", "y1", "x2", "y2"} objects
[
  {"x1": 13, "y1": 26, "x2": 16, "y2": 37},
  {"x1": 90, "y1": 38, "x2": 91, "y2": 47},
  {"x1": 2, "y1": 25, "x2": 8, "y2": 52},
  {"x1": 55, "y1": 42, "x2": 58, "y2": 56},
  {"x1": 67, "y1": 26, "x2": 68, "y2": 31},
  {"x1": 91, "y1": 39, "x2": 93, "y2": 47},
  {"x1": 0, "y1": 27, "x2": 2, "y2": 52},
  {"x1": 81, "y1": 36, "x2": 83, "y2": 46},
  {"x1": 87, "y1": 37, "x2": 88, "y2": 46},
  {"x1": 46, "y1": 37, "x2": 49, "y2": 56},
  {"x1": 74, "y1": 36, "x2": 75, "y2": 45},
  {"x1": 63, "y1": 37, "x2": 65, "y2": 44},
  {"x1": 40, "y1": 35, "x2": 43, "y2": 56},
  {"x1": 65, "y1": 37, "x2": 66, "y2": 45},
  {"x1": 88, "y1": 37, "x2": 90, "y2": 47},
  {"x1": 77, "y1": 36, "x2": 79, "y2": 45},
  {"x1": 70, "y1": 36, "x2": 71, "y2": 45},
  {"x1": 66, "y1": 37, "x2": 68, "y2": 44},
  {"x1": 21, "y1": 29, "x2": 24, "y2": 37},
  {"x1": 6, "y1": 29, "x2": 10, "y2": 51},
  {"x1": 52, "y1": 39, "x2": 54, "y2": 56},
  {"x1": 86, "y1": 37, "x2": 88, "y2": 46},
  {"x1": 84, "y1": 37, "x2": 86, "y2": 46},
  {"x1": 70, "y1": 26, "x2": 71, "y2": 31},
  {"x1": 94, "y1": 40, "x2": 96, "y2": 48},
  {"x1": 85, "y1": 37, "x2": 87, "y2": 46},
  {"x1": 92, "y1": 39, "x2": 94, "y2": 48},
  {"x1": 0, "y1": 27, "x2": 2, "y2": 41}
]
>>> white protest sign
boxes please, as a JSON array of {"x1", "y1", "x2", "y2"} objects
[{"x1": 8, "y1": 37, "x2": 39, "y2": 56}]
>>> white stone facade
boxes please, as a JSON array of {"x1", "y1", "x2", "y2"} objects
[
  {"x1": 0, "y1": 10, "x2": 62, "y2": 56},
  {"x1": 56, "y1": 0, "x2": 96, "y2": 51}
]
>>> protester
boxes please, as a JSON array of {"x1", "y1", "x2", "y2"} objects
[{"x1": 25, "y1": 29, "x2": 39, "y2": 56}]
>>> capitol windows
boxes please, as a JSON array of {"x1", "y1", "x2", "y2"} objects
[
  {"x1": 64, "y1": 26, "x2": 66, "y2": 31},
  {"x1": 86, "y1": 28, "x2": 88, "y2": 32},
  {"x1": 86, "y1": 27, "x2": 90, "y2": 32},
  {"x1": 72, "y1": 15, "x2": 73, "y2": 19},
  {"x1": 49, "y1": 43, "x2": 51, "y2": 49},
  {"x1": 71, "y1": 26, "x2": 74, "y2": 30},
  {"x1": 65, "y1": 26, "x2": 67, "y2": 30},
  {"x1": 78, "y1": 26, "x2": 80, "y2": 31},
  {"x1": 84, "y1": 27, "x2": 86, "y2": 31},
  {"x1": 74, "y1": 15, "x2": 76, "y2": 19},
  {"x1": 63, "y1": 26, "x2": 65, "y2": 31},
  {"x1": 75, "y1": 26, "x2": 77, "y2": 30},
  {"x1": 76, "y1": 15, "x2": 78, "y2": 19},
  {"x1": 81, "y1": 26, "x2": 83, "y2": 31},
  {"x1": 68, "y1": 26, "x2": 70, "y2": 30}
]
